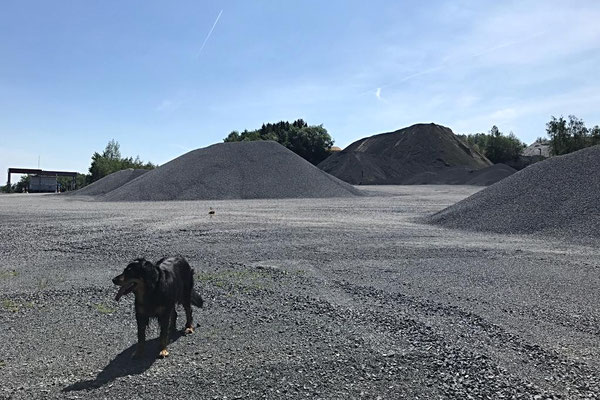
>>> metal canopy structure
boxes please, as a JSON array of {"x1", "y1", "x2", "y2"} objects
[{"x1": 7, "y1": 168, "x2": 78, "y2": 187}]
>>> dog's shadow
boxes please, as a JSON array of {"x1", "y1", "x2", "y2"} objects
[{"x1": 63, "y1": 333, "x2": 183, "y2": 392}]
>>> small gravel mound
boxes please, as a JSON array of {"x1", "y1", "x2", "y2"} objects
[
  {"x1": 523, "y1": 139, "x2": 550, "y2": 158},
  {"x1": 102, "y1": 141, "x2": 361, "y2": 201},
  {"x1": 67, "y1": 169, "x2": 149, "y2": 196},
  {"x1": 401, "y1": 164, "x2": 516, "y2": 185},
  {"x1": 318, "y1": 123, "x2": 493, "y2": 185},
  {"x1": 428, "y1": 146, "x2": 600, "y2": 238},
  {"x1": 465, "y1": 164, "x2": 517, "y2": 186}
]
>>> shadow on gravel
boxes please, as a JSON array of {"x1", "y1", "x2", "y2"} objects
[{"x1": 62, "y1": 333, "x2": 183, "y2": 392}]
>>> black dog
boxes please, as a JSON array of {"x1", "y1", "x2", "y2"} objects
[{"x1": 112, "y1": 256, "x2": 203, "y2": 358}]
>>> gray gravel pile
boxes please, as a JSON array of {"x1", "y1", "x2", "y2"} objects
[
  {"x1": 102, "y1": 141, "x2": 361, "y2": 201},
  {"x1": 67, "y1": 169, "x2": 149, "y2": 196},
  {"x1": 523, "y1": 139, "x2": 550, "y2": 158},
  {"x1": 318, "y1": 123, "x2": 494, "y2": 185},
  {"x1": 429, "y1": 145, "x2": 600, "y2": 238}
]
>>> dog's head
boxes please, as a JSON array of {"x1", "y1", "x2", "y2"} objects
[{"x1": 112, "y1": 258, "x2": 158, "y2": 301}]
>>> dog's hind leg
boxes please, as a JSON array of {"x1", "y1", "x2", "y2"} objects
[
  {"x1": 182, "y1": 287, "x2": 195, "y2": 334},
  {"x1": 158, "y1": 310, "x2": 172, "y2": 358},
  {"x1": 133, "y1": 315, "x2": 149, "y2": 359},
  {"x1": 183, "y1": 301, "x2": 194, "y2": 335}
]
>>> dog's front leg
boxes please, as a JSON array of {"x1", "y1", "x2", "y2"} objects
[
  {"x1": 157, "y1": 310, "x2": 172, "y2": 358},
  {"x1": 133, "y1": 314, "x2": 149, "y2": 359}
]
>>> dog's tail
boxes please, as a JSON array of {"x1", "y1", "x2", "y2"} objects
[
  {"x1": 190, "y1": 267, "x2": 203, "y2": 308},
  {"x1": 191, "y1": 289, "x2": 204, "y2": 308}
]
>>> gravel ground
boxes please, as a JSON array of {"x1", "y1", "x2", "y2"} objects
[
  {"x1": 0, "y1": 186, "x2": 599, "y2": 399},
  {"x1": 428, "y1": 145, "x2": 600, "y2": 240}
]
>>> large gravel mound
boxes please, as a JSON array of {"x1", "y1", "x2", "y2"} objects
[
  {"x1": 318, "y1": 123, "x2": 493, "y2": 185},
  {"x1": 102, "y1": 141, "x2": 361, "y2": 201},
  {"x1": 428, "y1": 145, "x2": 600, "y2": 238},
  {"x1": 67, "y1": 169, "x2": 149, "y2": 196}
]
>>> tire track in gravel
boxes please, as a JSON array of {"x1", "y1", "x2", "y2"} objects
[
  {"x1": 329, "y1": 279, "x2": 599, "y2": 399},
  {"x1": 279, "y1": 263, "x2": 556, "y2": 398}
]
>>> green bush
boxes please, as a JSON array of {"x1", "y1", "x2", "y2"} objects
[
  {"x1": 87, "y1": 140, "x2": 156, "y2": 184},
  {"x1": 224, "y1": 119, "x2": 334, "y2": 165},
  {"x1": 459, "y1": 126, "x2": 526, "y2": 164},
  {"x1": 546, "y1": 115, "x2": 600, "y2": 156}
]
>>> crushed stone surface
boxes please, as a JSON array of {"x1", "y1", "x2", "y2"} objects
[{"x1": 0, "y1": 186, "x2": 598, "y2": 399}]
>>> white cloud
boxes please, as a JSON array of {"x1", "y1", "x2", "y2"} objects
[
  {"x1": 156, "y1": 99, "x2": 180, "y2": 112},
  {"x1": 360, "y1": 1, "x2": 600, "y2": 96},
  {"x1": 450, "y1": 87, "x2": 600, "y2": 138},
  {"x1": 455, "y1": 94, "x2": 480, "y2": 109},
  {"x1": 443, "y1": 2, "x2": 600, "y2": 68},
  {"x1": 336, "y1": 1, "x2": 600, "y2": 143},
  {"x1": 490, "y1": 108, "x2": 518, "y2": 121}
]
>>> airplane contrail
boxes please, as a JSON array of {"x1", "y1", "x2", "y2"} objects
[
  {"x1": 198, "y1": 9, "x2": 223, "y2": 56},
  {"x1": 362, "y1": 30, "x2": 545, "y2": 97}
]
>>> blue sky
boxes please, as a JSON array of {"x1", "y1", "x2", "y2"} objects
[{"x1": 2, "y1": 0, "x2": 599, "y2": 176}]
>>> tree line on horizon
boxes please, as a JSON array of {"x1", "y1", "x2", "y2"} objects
[
  {"x1": 223, "y1": 119, "x2": 335, "y2": 165},
  {"x1": 545, "y1": 115, "x2": 600, "y2": 156},
  {"x1": 87, "y1": 139, "x2": 156, "y2": 183},
  {"x1": 458, "y1": 126, "x2": 527, "y2": 164},
  {"x1": 3, "y1": 115, "x2": 599, "y2": 193},
  {"x1": 458, "y1": 114, "x2": 598, "y2": 164}
]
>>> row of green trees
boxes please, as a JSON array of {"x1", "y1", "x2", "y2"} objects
[
  {"x1": 459, "y1": 115, "x2": 600, "y2": 164},
  {"x1": 458, "y1": 126, "x2": 527, "y2": 164},
  {"x1": 3, "y1": 115, "x2": 599, "y2": 193},
  {"x1": 87, "y1": 139, "x2": 156, "y2": 183},
  {"x1": 223, "y1": 119, "x2": 334, "y2": 165},
  {"x1": 546, "y1": 115, "x2": 600, "y2": 156}
]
